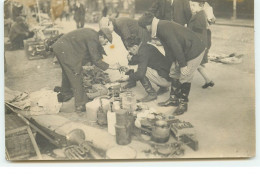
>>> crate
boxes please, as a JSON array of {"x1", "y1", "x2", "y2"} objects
[
  {"x1": 5, "y1": 113, "x2": 41, "y2": 160},
  {"x1": 6, "y1": 127, "x2": 36, "y2": 160},
  {"x1": 23, "y1": 39, "x2": 49, "y2": 60}
]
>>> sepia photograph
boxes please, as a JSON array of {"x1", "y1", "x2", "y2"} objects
[{"x1": 3, "y1": 0, "x2": 255, "y2": 161}]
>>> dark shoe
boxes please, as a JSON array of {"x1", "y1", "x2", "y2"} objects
[
  {"x1": 123, "y1": 81, "x2": 136, "y2": 89},
  {"x1": 75, "y1": 105, "x2": 86, "y2": 112},
  {"x1": 202, "y1": 81, "x2": 215, "y2": 89},
  {"x1": 158, "y1": 96, "x2": 179, "y2": 107},
  {"x1": 138, "y1": 93, "x2": 157, "y2": 103},
  {"x1": 172, "y1": 99, "x2": 188, "y2": 116},
  {"x1": 157, "y1": 87, "x2": 169, "y2": 95},
  {"x1": 57, "y1": 93, "x2": 73, "y2": 102}
]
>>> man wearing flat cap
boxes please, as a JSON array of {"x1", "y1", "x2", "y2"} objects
[
  {"x1": 52, "y1": 28, "x2": 118, "y2": 112},
  {"x1": 138, "y1": 12, "x2": 206, "y2": 116}
]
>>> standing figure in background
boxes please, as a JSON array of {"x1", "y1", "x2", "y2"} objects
[
  {"x1": 12, "y1": 2, "x2": 24, "y2": 21},
  {"x1": 9, "y1": 16, "x2": 34, "y2": 50},
  {"x1": 172, "y1": 0, "x2": 192, "y2": 26},
  {"x1": 188, "y1": 0, "x2": 215, "y2": 89},
  {"x1": 73, "y1": 0, "x2": 86, "y2": 28},
  {"x1": 149, "y1": 0, "x2": 174, "y2": 21}
]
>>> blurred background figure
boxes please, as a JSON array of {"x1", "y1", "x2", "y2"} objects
[
  {"x1": 9, "y1": 16, "x2": 34, "y2": 50},
  {"x1": 149, "y1": 0, "x2": 174, "y2": 21},
  {"x1": 73, "y1": 0, "x2": 86, "y2": 28}
]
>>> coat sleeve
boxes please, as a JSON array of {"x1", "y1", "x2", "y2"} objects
[
  {"x1": 129, "y1": 50, "x2": 149, "y2": 82},
  {"x1": 87, "y1": 40, "x2": 109, "y2": 71}
]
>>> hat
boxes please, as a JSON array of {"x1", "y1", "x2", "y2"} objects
[
  {"x1": 100, "y1": 28, "x2": 113, "y2": 43},
  {"x1": 138, "y1": 12, "x2": 154, "y2": 28}
]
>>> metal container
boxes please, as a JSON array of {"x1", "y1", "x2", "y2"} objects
[{"x1": 151, "y1": 120, "x2": 170, "y2": 143}]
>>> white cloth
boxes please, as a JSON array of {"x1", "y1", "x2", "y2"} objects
[{"x1": 151, "y1": 17, "x2": 160, "y2": 38}]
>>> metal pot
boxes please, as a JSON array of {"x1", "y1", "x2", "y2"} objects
[{"x1": 151, "y1": 120, "x2": 170, "y2": 143}]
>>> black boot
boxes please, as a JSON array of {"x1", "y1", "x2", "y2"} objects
[
  {"x1": 173, "y1": 83, "x2": 191, "y2": 116},
  {"x1": 138, "y1": 77, "x2": 157, "y2": 102},
  {"x1": 158, "y1": 79, "x2": 181, "y2": 107},
  {"x1": 157, "y1": 86, "x2": 169, "y2": 95}
]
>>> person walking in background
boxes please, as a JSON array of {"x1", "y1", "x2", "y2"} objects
[
  {"x1": 188, "y1": 0, "x2": 215, "y2": 89},
  {"x1": 73, "y1": 0, "x2": 86, "y2": 28},
  {"x1": 138, "y1": 12, "x2": 206, "y2": 116}
]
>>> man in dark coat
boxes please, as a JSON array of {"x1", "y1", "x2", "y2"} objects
[
  {"x1": 52, "y1": 28, "x2": 117, "y2": 112},
  {"x1": 121, "y1": 36, "x2": 172, "y2": 102},
  {"x1": 73, "y1": 0, "x2": 86, "y2": 28},
  {"x1": 149, "y1": 0, "x2": 174, "y2": 21},
  {"x1": 172, "y1": 0, "x2": 192, "y2": 26},
  {"x1": 109, "y1": 17, "x2": 151, "y2": 48},
  {"x1": 138, "y1": 12, "x2": 206, "y2": 116},
  {"x1": 9, "y1": 16, "x2": 34, "y2": 50}
]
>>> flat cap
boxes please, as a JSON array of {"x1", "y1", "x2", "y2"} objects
[{"x1": 138, "y1": 12, "x2": 154, "y2": 28}]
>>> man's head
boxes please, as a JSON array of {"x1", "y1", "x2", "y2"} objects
[
  {"x1": 190, "y1": 0, "x2": 206, "y2": 14},
  {"x1": 98, "y1": 28, "x2": 113, "y2": 46},
  {"x1": 99, "y1": 17, "x2": 114, "y2": 32},
  {"x1": 138, "y1": 12, "x2": 155, "y2": 32},
  {"x1": 126, "y1": 36, "x2": 141, "y2": 55}
]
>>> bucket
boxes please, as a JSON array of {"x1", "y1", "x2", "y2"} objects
[{"x1": 115, "y1": 124, "x2": 132, "y2": 145}]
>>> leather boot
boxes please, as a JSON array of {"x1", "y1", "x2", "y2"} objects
[
  {"x1": 138, "y1": 77, "x2": 157, "y2": 102},
  {"x1": 158, "y1": 79, "x2": 181, "y2": 107},
  {"x1": 157, "y1": 87, "x2": 169, "y2": 95},
  {"x1": 173, "y1": 83, "x2": 191, "y2": 116}
]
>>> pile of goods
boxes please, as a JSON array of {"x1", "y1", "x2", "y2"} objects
[{"x1": 82, "y1": 66, "x2": 111, "y2": 99}]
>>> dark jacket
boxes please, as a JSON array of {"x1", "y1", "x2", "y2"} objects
[
  {"x1": 172, "y1": 0, "x2": 192, "y2": 26},
  {"x1": 9, "y1": 22, "x2": 30, "y2": 41},
  {"x1": 111, "y1": 17, "x2": 151, "y2": 45},
  {"x1": 157, "y1": 20, "x2": 205, "y2": 67},
  {"x1": 128, "y1": 43, "x2": 172, "y2": 82},
  {"x1": 52, "y1": 28, "x2": 109, "y2": 74},
  {"x1": 188, "y1": 11, "x2": 208, "y2": 47},
  {"x1": 149, "y1": 0, "x2": 173, "y2": 21},
  {"x1": 73, "y1": 3, "x2": 85, "y2": 21}
]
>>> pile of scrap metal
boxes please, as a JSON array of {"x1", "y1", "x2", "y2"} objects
[{"x1": 82, "y1": 66, "x2": 111, "y2": 99}]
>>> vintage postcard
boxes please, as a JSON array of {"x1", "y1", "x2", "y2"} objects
[{"x1": 3, "y1": 0, "x2": 255, "y2": 161}]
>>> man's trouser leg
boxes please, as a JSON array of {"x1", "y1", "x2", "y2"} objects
[
  {"x1": 172, "y1": 50, "x2": 205, "y2": 116},
  {"x1": 138, "y1": 76, "x2": 157, "y2": 102},
  {"x1": 145, "y1": 67, "x2": 171, "y2": 95},
  {"x1": 58, "y1": 59, "x2": 88, "y2": 109}
]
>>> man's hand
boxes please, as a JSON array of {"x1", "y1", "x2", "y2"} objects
[
  {"x1": 82, "y1": 65, "x2": 94, "y2": 70},
  {"x1": 127, "y1": 54, "x2": 133, "y2": 61},
  {"x1": 181, "y1": 66, "x2": 189, "y2": 76},
  {"x1": 120, "y1": 75, "x2": 129, "y2": 82},
  {"x1": 109, "y1": 63, "x2": 121, "y2": 70},
  {"x1": 119, "y1": 66, "x2": 130, "y2": 73}
]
